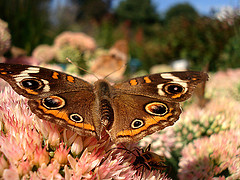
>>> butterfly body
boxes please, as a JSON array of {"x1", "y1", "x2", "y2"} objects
[
  {"x1": 92, "y1": 79, "x2": 115, "y2": 137},
  {"x1": 0, "y1": 63, "x2": 208, "y2": 143}
]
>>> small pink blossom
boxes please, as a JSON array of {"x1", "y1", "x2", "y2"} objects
[
  {"x1": 62, "y1": 129, "x2": 78, "y2": 146},
  {"x1": 53, "y1": 143, "x2": 70, "y2": 164},
  {"x1": 67, "y1": 149, "x2": 101, "y2": 178},
  {"x1": 70, "y1": 136, "x2": 83, "y2": 156},
  {"x1": 36, "y1": 160, "x2": 62, "y2": 179},
  {"x1": 0, "y1": 133, "x2": 25, "y2": 164},
  {"x1": 32, "y1": 146, "x2": 49, "y2": 167},
  {"x1": 34, "y1": 119, "x2": 60, "y2": 148},
  {"x1": 17, "y1": 159, "x2": 32, "y2": 176}
]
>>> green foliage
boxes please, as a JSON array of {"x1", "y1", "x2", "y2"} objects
[
  {"x1": 95, "y1": 20, "x2": 121, "y2": 48},
  {"x1": 159, "y1": 17, "x2": 234, "y2": 71},
  {"x1": 115, "y1": 0, "x2": 160, "y2": 25},
  {"x1": 124, "y1": 16, "x2": 236, "y2": 71},
  {"x1": 0, "y1": 0, "x2": 52, "y2": 54},
  {"x1": 71, "y1": 0, "x2": 112, "y2": 23},
  {"x1": 165, "y1": 3, "x2": 199, "y2": 22},
  {"x1": 56, "y1": 46, "x2": 82, "y2": 63},
  {"x1": 219, "y1": 19, "x2": 240, "y2": 69}
]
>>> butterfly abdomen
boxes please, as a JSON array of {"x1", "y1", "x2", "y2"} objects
[
  {"x1": 100, "y1": 99, "x2": 114, "y2": 128},
  {"x1": 94, "y1": 80, "x2": 114, "y2": 129}
]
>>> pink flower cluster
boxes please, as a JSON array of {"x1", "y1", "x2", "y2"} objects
[
  {"x1": 174, "y1": 95, "x2": 240, "y2": 149},
  {"x1": 0, "y1": 87, "x2": 169, "y2": 179},
  {"x1": 54, "y1": 31, "x2": 96, "y2": 51},
  {"x1": 32, "y1": 45, "x2": 56, "y2": 64},
  {"x1": 32, "y1": 31, "x2": 96, "y2": 64},
  {"x1": 178, "y1": 130, "x2": 240, "y2": 179},
  {"x1": 139, "y1": 128, "x2": 176, "y2": 159},
  {"x1": 207, "y1": 68, "x2": 240, "y2": 98}
]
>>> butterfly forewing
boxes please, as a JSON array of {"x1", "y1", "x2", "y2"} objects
[
  {"x1": 114, "y1": 71, "x2": 208, "y2": 102},
  {"x1": 0, "y1": 63, "x2": 93, "y2": 99}
]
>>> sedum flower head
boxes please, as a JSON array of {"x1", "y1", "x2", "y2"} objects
[
  {"x1": 174, "y1": 96, "x2": 240, "y2": 149},
  {"x1": 207, "y1": 69, "x2": 240, "y2": 99},
  {"x1": 32, "y1": 44, "x2": 56, "y2": 63},
  {"x1": 178, "y1": 130, "x2": 240, "y2": 179},
  {"x1": 54, "y1": 31, "x2": 96, "y2": 51},
  {"x1": 139, "y1": 128, "x2": 177, "y2": 159},
  {"x1": 53, "y1": 143, "x2": 70, "y2": 164}
]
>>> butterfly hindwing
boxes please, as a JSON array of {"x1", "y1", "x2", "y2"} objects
[
  {"x1": 28, "y1": 91, "x2": 98, "y2": 137},
  {"x1": 109, "y1": 94, "x2": 181, "y2": 143}
]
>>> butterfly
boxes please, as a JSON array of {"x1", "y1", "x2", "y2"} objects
[{"x1": 0, "y1": 63, "x2": 208, "y2": 143}]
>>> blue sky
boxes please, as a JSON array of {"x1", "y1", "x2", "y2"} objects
[
  {"x1": 54, "y1": 0, "x2": 239, "y2": 15},
  {"x1": 112, "y1": 0, "x2": 240, "y2": 15}
]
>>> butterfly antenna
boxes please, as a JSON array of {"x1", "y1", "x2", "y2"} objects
[
  {"x1": 103, "y1": 63, "x2": 127, "y2": 80},
  {"x1": 66, "y1": 58, "x2": 99, "y2": 80}
]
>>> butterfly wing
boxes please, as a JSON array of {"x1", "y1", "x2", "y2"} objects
[
  {"x1": 109, "y1": 94, "x2": 181, "y2": 143},
  {"x1": 0, "y1": 63, "x2": 98, "y2": 137},
  {"x1": 0, "y1": 63, "x2": 93, "y2": 99},
  {"x1": 28, "y1": 91, "x2": 98, "y2": 137},
  {"x1": 114, "y1": 71, "x2": 208, "y2": 102},
  {"x1": 109, "y1": 71, "x2": 208, "y2": 143}
]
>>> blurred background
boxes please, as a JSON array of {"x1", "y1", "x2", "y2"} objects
[{"x1": 0, "y1": 0, "x2": 240, "y2": 77}]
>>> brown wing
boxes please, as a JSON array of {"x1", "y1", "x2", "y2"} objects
[
  {"x1": 114, "y1": 71, "x2": 208, "y2": 102},
  {"x1": 0, "y1": 63, "x2": 93, "y2": 99},
  {"x1": 110, "y1": 71, "x2": 208, "y2": 143},
  {"x1": 109, "y1": 94, "x2": 181, "y2": 143},
  {"x1": 0, "y1": 63, "x2": 98, "y2": 137},
  {"x1": 28, "y1": 91, "x2": 98, "y2": 137}
]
